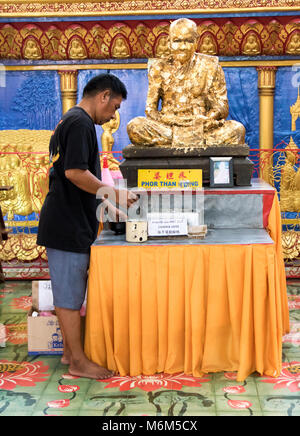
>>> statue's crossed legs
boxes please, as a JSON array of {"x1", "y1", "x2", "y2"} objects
[{"x1": 127, "y1": 116, "x2": 245, "y2": 147}]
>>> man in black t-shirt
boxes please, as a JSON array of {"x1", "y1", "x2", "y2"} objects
[{"x1": 37, "y1": 74, "x2": 137, "y2": 380}]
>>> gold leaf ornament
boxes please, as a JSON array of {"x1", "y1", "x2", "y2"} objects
[{"x1": 281, "y1": 231, "x2": 300, "y2": 260}]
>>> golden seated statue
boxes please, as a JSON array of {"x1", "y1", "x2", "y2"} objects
[{"x1": 127, "y1": 18, "x2": 245, "y2": 149}]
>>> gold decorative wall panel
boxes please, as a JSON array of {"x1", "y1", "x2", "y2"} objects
[
  {"x1": 1, "y1": 18, "x2": 300, "y2": 60},
  {"x1": 0, "y1": 130, "x2": 51, "y2": 265},
  {"x1": 0, "y1": 130, "x2": 50, "y2": 219},
  {"x1": 0, "y1": 234, "x2": 47, "y2": 262},
  {"x1": 0, "y1": 0, "x2": 299, "y2": 17}
]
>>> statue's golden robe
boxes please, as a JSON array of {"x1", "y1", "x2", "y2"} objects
[{"x1": 128, "y1": 53, "x2": 245, "y2": 148}]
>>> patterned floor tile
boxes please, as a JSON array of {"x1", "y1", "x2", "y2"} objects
[
  {"x1": 1, "y1": 409, "x2": 35, "y2": 416},
  {"x1": 169, "y1": 392, "x2": 216, "y2": 416},
  {"x1": 174, "y1": 381, "x2": 214, "y2": 397},
  {"x1": 259, "y1": 395, "x2": 300, "y2": 415},
  {"x1": 0, "y1": 389, "x2": 41, "y2": 416},
  {"x1": 216, "y1": 411, "x2": 263, "y2": 416},
  {"x1": 0, "y1": 279, "x2": 299, "y2": 416},
  {"x1": 262, "y1": 411, "x2": 300, "y2": 416},
  {"x1": 286, "y1": 283, "x2": 300, "y2": 295},
  {"x1": 31, "y1": 408, "x2": 81, "y2": 416},
  {"x1": 213, "y1": 375, "x2": 258, "y2": 397},
  {"x1": 33, "y1": 391, "x2": 85, "y2": 415},
  {"x1": 215, "y1": 395, "x2": 262, "y2": 415},
  {"x1": 84, "y1": 381, "x2": 135, "y2": 401},
  {"x1": 255, "y1": 361, "x2": 300, "y2": 396},
  {"x1": 41, "y1": 380, "x2": 89, "y2": 397},
  {"x1": 127, "y1": 395, "x2": 168, "y2": 417},
  {"x1": 0, "y1": 347, "x2": 28, "y2": 363},
  {"x1": 124, "y1": 404, "x2": 167, "y2": 417},
  {"x1": 82, "y1": 394, "x2": 131, "y2": 416},
  {"x1": 284, "y1": 321, "x2": 300, "y2": 353}
]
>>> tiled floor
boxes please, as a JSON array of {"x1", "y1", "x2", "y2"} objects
[{"x1": 0, "y1": 279, "x2": 299, "y2": 416}]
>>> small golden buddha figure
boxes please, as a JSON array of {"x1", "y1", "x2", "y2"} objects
[
  {"x1": 242, "y1": 33, "x2": 261, "y2": 56},
  {"x1": 0, "y1": 156, "x2": 15, "y2": 214},
  {"x1": 127, "y1": 18, "x2": 245, "y2": 148},
  {"x1": 112, "y1": 37, "x2": 130, "y2": 58},
  {"x1": 30, "y1": 154, "x2": 49, "y2": 213},
  {"x1": 199, "y1": 35, "x2": 217, "y2": 55},
  {"x1": 24, "y1": 38, "x2": 42, "y2": 60},
  {"x1": 280, "y1": 149, "x2": 297, "y2": 211},
  {"x1": 286, "y1": 32, "x2": 300, "y2": 55},
  {"x1": 0, "y1": 154, "x2": 32, "y2": 219},
  {"x1": 291, "y1": 138, "x2": 300, "y2": 211},
  {"x1": 294, "y1": 168, "x2": 300, "y2": 211},
  {"x1": 155, "y1": 35, "x2": 170, "y2": 58},
  {"x1": 9, "y1": 154, "x2": 33, "y2": 217},
  {"x1": 101, "y1": 111, "x2": 121, "y2": 171},
  {"x1": 0, "y1": 174, "x2": 12, "y2": 206},
  {"x1": 68, "y1": 38, "x2": 87, "y2": 60}
]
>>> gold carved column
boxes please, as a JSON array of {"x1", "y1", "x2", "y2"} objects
[
  {"x1": 256, "y1": 66, "x2": 277, "y2": 183},
  {"x1": 58, "y1": 70, "x2": 78, "y2": 114}
]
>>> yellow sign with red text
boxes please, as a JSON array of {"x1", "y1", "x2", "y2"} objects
[{"x1": 138, "y1": 169, "x2": 202, "y2": 189}]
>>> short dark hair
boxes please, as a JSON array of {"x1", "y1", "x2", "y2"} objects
[{"x1": 83, "y1": 73, "x2": 127, "y2": 100}]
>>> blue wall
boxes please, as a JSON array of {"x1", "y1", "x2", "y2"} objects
[
  {"x1": 77, "y1": 68, "x2": 149, "y2": 152},
  {"x1": 0, "y1": 65, "x2": 297, "y2": 151},
  {"x1": 274, "y1": 67, "x2": 300, "y2": 147},
  {"x1": 0, "y1": 70, "x2": 61, "y2": 131},
  {"x1": 224, "y1": 67, "x2": 259, "y2": 148}
]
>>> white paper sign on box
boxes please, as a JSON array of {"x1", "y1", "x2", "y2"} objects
[
  {"x1": 31, "y1": 281, "x2": 54, "y2": 311},
  {"x1": 148, "y1": 213, "x2": 188, "y2": 236},
  {"x1": 38, "y1": 281, "x2": 54, "y2": 311}
]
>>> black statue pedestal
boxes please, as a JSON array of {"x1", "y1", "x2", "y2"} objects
[{"x1": 120, "y1": 144, "x2": 254, "y2": 188}]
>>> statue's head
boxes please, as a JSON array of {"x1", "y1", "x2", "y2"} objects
[{"x1": 169, "y1": 18, "x2": 198, "y2": 64}]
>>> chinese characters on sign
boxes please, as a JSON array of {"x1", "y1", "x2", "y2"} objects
[{"x1": 138, "y1": 169, "x2": 203, "y2": 189}]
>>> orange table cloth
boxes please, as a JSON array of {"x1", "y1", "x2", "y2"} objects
[{"x1": 84, "y1": 194, "x2": 289, "y2": 381}]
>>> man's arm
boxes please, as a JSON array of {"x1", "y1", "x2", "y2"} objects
[
  {"x1": 65, "y1": 169, "x2": 137, "y2": 208},
  {"x1": 65, "y1": 168, "x2": 105, "y2": 194}
]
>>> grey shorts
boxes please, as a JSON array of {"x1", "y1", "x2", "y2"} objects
[{"x1": 46, "y1": 247, "x2": 90, "y2": 310}]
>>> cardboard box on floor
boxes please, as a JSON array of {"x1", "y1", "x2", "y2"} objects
[{"x1": 27, "y1": 281, "x2": 63, "y2": 355}]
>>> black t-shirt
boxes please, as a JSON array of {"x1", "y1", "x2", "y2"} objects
[{"x1": 37, "y1": 106, "x2": 101, "y2": 253}]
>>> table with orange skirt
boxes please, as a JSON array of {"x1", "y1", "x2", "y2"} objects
[{"x1": 84, "y1": 182, "x2": 289, "y2": 382}]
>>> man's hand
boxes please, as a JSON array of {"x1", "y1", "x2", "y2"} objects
[
  {"x1": 102, "y1": 199, "x2": 128, "y2": 223},
  {"x1": 115, "y1": 188, "x2": 138, "y2": 209}
]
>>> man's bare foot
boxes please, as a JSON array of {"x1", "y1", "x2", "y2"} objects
[
  {"x1": 61, "y1": 355, "x2": 70, "y2": 365},
  {"x1": 68, "y1": 356, "x2": 114, "y2": 380},
  {"x1": 61, "y1": 349, "x2": 71, "y2": 365}
]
